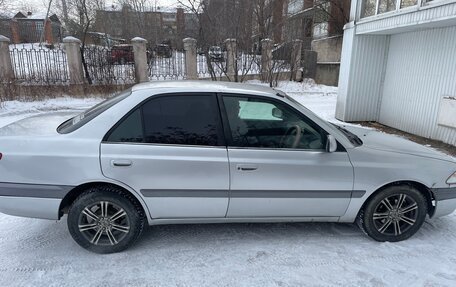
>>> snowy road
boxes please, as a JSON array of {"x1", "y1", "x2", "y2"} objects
[{"x1": 0, "y1": 81, "x2": 455, "y2": 287}]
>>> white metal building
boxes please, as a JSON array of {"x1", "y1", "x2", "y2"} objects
[{"x1": 337, "y1": 0, "x2": 456, "y2": 146}]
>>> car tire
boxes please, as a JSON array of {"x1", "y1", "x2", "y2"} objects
[
  {"x1": 357, "y1": 185, "x2": 427, "y2": 242},
  {"x1": 67, "y1": 186, "x2": 145, "y2": 254}
]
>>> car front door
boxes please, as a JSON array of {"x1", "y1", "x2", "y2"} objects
[
  {"x1": 221, "y1": 94, "x2": 354, "y2": 218},
  {"x1": 100, "y1": 93, "x2": 230, "y2": 219}
]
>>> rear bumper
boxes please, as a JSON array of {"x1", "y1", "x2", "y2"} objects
[
  {"x1": 0, "y1": 196, "x2": 61, "y2": 220},
  {"x1": 0, "y1": 182, "x2": 73, "y2": 220},
  {"x1": 432, "y1": 187, "x2": 456, "y2": 218}
]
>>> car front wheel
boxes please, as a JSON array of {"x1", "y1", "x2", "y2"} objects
[
  {"x1": 67, "y1": 186, "x2": 145, "y2": 253},
  {"x1": 358, "y1": 185, "x2": 428, "y2": 242}
]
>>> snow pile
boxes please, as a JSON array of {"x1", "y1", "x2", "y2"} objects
[{"x1": 0, "y1": 97, "x2": 101, "y2": 128}]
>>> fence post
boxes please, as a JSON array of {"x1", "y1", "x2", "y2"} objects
[
  {"x1": 63, "y1": 36, "x2": 84, "y2": 85},
  {"x1": 183, "y1": 38, "x2": 197, "y2": 80},
  {"x1": 261, "y1": 39, "x2": 273, "y2": 82},
  {"x1": 0, "y1": 35, "x2": 14, "y2": 82},
  {"x1": 302, "y1": 50, "x2": 318, "y2": 80},
  {"x1": 131, "y1": 37, "x2": 149, "y2": 83},
  {"x1": 225, "y1": 38, "x2": 237, "y2": 80},
  {"x1": 291, "y1": 39, "x2": 303, "y2": 81}
]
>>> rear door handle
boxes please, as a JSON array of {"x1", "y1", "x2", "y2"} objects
[
  {"x1": 236, "y1": 164, "x2": 258, "y2": 171},
  {"x1": 111, "y1": 160, "x2": 132, "y2": 167}
]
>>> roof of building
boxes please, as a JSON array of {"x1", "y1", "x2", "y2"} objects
[{"x1": 12, "y1": 12, "x2": 61, "y2": 23}]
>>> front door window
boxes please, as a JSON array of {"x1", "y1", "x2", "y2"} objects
[{"x1": 222, "y1": 96, "x2": 327, "y2": 150}]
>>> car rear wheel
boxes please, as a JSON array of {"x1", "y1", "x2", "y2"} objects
[
  {"x1": 357, "y1": 185, "x2": 427, "y2": 242},
  {"x1": 68, "y1": 186, "x2": 145, "y2": 253}
]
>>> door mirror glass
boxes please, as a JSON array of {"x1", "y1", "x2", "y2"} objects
[
  {"x1": 272, "y1": 107, "x2": 283, "y2": 119},
  {"x1": 326, "y1": 135, "x2": 337, "y2": 153}
]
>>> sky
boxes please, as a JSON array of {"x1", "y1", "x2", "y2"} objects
[{"x1": 7, "y1": 0, "x2": 180, "y2": 13}]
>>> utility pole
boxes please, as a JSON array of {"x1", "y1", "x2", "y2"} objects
[
  {"x1": 39, "y1": 0, "x2": 53, "y2": 46},
  {"x1": 61, "y1": 0, "x2": 69, "y2": 26}
]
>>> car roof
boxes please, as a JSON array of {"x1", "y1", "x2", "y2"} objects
[{"x1": 131, "y1": 81, "x2": 280, "y2": 97}]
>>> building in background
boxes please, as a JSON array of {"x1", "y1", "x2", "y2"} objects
[
  {"x1": 337, "y1": 0, "x2": 456, "y2": 146},
  {"x1": 94, "y1": 5, "x2": 198, "y2": 50},
  {"x1": 251, "y1": 0, "x2": 287, "y2": 51},
  {"x1": 0, "y1": 12, "x2": 63, "y2": 44},
  {"x1": 281, "y1": 0, "x2": 350, "y2": 86},
  {"x1": 283, "y1": 0, "x2": 314, "y2": 49},
  {"x1": 201, "y1": 0, "x2": 254, "y2": 51}
]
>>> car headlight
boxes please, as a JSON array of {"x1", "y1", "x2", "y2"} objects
[{"x1": 448, "y1": 171, "x2": 456, "y2": 184}]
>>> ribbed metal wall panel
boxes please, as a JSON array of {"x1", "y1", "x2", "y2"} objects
[
  {"x1": 356, "y1": 2, "x2": 456, "y2": 35},
  {"x1": 379, "y1": 26, "x2": 456, "y2": 146},
  {"x1": 344, "y1": 35, "x2": 390, "y2": 122}
]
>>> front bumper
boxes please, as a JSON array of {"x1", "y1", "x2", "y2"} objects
[{"x1": 432, "y1": 187, "x2": 456, "y2": 218}]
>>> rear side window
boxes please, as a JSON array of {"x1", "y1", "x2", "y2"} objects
[
  {"x1": 105, "y1": 94, "x2": 224, "y2": 147},
  {"x1": 106, "y1": 109, "x2": 143, "y2": 143}
]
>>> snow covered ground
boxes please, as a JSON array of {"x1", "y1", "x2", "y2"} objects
[{"x1": 0, "y1": 81, "x2": 455, "y2": 287}]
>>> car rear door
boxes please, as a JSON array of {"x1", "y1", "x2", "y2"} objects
[
  {"x1": 100, "y1": 93, "x2": 230, "y2": 219},
  {"x1": 220, "y1": 94, "x2": 354, "y2": 218}
]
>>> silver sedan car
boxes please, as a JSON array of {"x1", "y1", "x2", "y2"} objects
[{"x1": 0, "y1": 81, "x2": 455, "y2": 253}]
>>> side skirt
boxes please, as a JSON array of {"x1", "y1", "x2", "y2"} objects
[{"x1": 147, "y1": 216, "x2": 340, "y2": 226}]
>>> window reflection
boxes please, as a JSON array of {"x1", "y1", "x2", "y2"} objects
[
  {"x1": 378, "y1": 0, "x2": 396, "y2": 13},
  {"x1": 361, "y1": 0, "x2": 419, "y2": 18}
]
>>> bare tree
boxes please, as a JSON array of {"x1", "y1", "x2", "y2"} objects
[
  {"x1": 177, "y1": 0, "x2": 259, "y2": 82},
  {"x1": 50, "y1": 0, "x2": 105, "y2": 83},
  {"x1": 8, "y1": 0, "x2": 39, "y2": 12},
  {"x1": 177, "y1": 0, "x2": 218, "y2": 79},
  {"x1": 313, "y1": 0, "x2": 350, "y2": 36},
  {"x1": 115, "y1": 0, "x2": 149, "y2": 12},
  {"x1": 115, "y1": 0, "x2": 149, "y2": 35},
  {"x1": 252, "y1": 0, "x2": 271, "y2": 46}
]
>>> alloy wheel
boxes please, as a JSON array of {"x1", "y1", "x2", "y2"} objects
[
  {"x1": 372, "y1": 194, "x2": 419, "y2": 236},
  {"x1": 78, "y1": 201, "x2": 131, "y2": 246}
]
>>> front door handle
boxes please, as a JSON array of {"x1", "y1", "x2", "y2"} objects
[
  {"x1": 236, "y1": 164, "x2": 258, "y2": 171},
  {"x1": 111, "y1": 160, "x2": 132, "y2": 167}
]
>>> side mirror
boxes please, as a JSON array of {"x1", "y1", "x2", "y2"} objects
[
  {"x1": 272, "y1": 107, "x2": 283, "y2": 119},
  {"x1": 326, "y1": 135, "x2": 337, "y2": 153}
]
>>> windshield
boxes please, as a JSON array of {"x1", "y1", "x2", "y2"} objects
[{"x1": 57, "y1": 89, "x2": 131, "y2": 134}]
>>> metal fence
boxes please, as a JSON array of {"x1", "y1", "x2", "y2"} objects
[
  {"x1": 9, "y1": 43, "x2": 69, "y2": 85},
  {"x1": 238, "y1": 53, "x2": 262, "y2": 76},
  {"x1": 82, "y1": 45, "x2": 136, "y2": 85},
  {"x1": 3, "y1": 38, "x2": 300, "y2": 87},
  {"x1": 197, "y1": 53, "x2": 262, "y2": 79},
  {"x1": 197, "y1": 54, "x2": 226, "y2": 78},
  {"x1": 272, "y1": 43, "x2": 292, "y2": 72},
  {"x1": 148, "y1": 51, "x2": 186, "y2": 81}
]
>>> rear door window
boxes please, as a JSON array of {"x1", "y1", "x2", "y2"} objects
[
  {"x1": 105, "y1": 94, "x2": 224, "y2": 147},
  {"x1": 142, "y1": 95, "x2": 223, "y2": 146}
]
